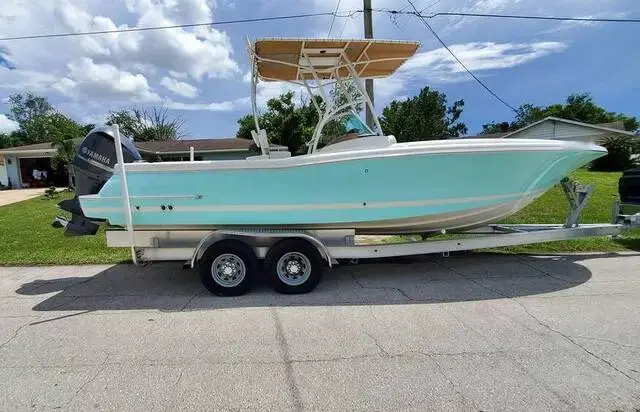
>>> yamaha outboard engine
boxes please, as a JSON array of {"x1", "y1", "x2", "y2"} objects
[{"x1": 52, "y1": 126, "x2": 142, "y2": 236}]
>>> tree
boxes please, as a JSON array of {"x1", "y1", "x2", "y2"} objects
[
  {"x1": 379, "y1": 87, "x2": 467, "y2": 142},
  {"x1": 0, "y1": 133, "x2": 13, "y2": 149},
  {"x1": 236, "y1": 114, "x2": 257, "y2": 141},
  {"x1": 48, "y1": 115, "x2": 94, "y2": 171},
  {"x1": 236, "y1": 81, "x2": 393, "y2": 155},
  {"x1": 236, "y1": 92, "x2": 324, "y2": 155},
  {"x1": 1, "y1": 93, "x2": 93, "y2": 176},
  {"x1": 5, "y1": 93, "x2": 56, "y2": 145},
  {"x1": 106, "y1": 106, "x2": 185, "y2": 141},
  {"x1": 482, "y1": 93, "x2": 639, "y2": 134},
  {"x1": 7, "y1": 93, "x2": 53, "y2": 128},
  {"x1": 261, "y1": 92, "x2": 307, "y2": 154}
]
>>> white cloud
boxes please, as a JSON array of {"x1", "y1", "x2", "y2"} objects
[
  {"x1": 539, "y1": 11, "x2": 629, "y2": 34},
  {"x1": 55, "y1": 0, "x2": 240, "y2": 81},
  {"x1": 164, "y1": 100, "x2": 236, "y2": 111},
  {"x1": 169, "y1": 70, "x2": 188, "y2": 79},
  {"x1": 0, "y1": 0, "x2": 242, "y2": 116},
  {"x1": 255, "y1": 81, "x2": 306, "y2": 107},
  {"x1": 401, "y1": 41, "x2": 567, "y2": 78},
  {"x1": 374, "y1": 76, "x2": 407, "y2": 106},
  {"x1": 0, "y1": 67, "x2": 59, "y2": 92},
  {"x1": 160, "y1": 77, "x2": 199, "y2": 99},
  {"x1": 0, "y1": 114, "x2": 19, "y2": 133},
  {"x1": 81, "y1": 113, "x2": 107, "y2": 126},
  {"x1": 376, "y1": 41, "x2": 567, "y2": 105},
  {"x1": 53, "y1": 57, "x2": 160, "y2": 102}
]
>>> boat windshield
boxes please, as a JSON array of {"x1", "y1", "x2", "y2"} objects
[
  {"x1": 318, "y1": 111, "x2": 376, "y2": 148},
  {"x1": 340, "y1": 112, "x2": 375, "y2": 136}
]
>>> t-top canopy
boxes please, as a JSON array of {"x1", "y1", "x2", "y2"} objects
[{"x1": 252, "y1": 38, "x2": 420, "y2": 82}]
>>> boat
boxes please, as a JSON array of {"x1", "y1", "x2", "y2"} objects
[{"x1": 54, "y1": 38, "x2": 607, "y2": 237}]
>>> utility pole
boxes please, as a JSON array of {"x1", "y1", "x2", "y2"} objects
[{"x1": 363, "y1": 0, "x2": 375, "y2": 129}]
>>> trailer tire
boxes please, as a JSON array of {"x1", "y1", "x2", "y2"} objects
[
  {"x1": 199, "y1": 240, "x2": 258, "y2": 297},
  {"x1": 265, "y1": 239, "x2": 324, "y2": 294}
]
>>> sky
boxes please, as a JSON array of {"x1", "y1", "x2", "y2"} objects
[{"x1": 0, "y1": 0, "x2": 639, "y2": 138}]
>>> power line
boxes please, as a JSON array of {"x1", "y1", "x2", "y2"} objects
[
  {"x1": 420, "y1": 0, "x2": 443, "y2": 13},
  {"x1": 2, "y1": 9, "x2": 638, "y2": 42},
  {"x1": 390, "y1": 0, "x2": 443, "y2": 32},
  {"x1": 337, "y1": 11, "x2": 351, "y2": 37},
  {"x1": 0, "y1": 11, "x2": 357, "y2": 41},
  {"x1": 327, "y1": 0, "x2": 342, "y2": 36},
  {"x1": 420, "y1": 11, "x2": 640, "y2": 23},
  {"x1": 381, "y1": 9, "x2": 640, "y2": 23},
  {"x1": 406, "y1": 0, "x2": 518, "y2": 113}
]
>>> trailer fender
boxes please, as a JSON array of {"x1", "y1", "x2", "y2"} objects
[{"x1": 189, "y1": 230, "x2": 333, "y2": 269}]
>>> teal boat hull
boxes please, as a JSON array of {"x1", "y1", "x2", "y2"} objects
[{"x1": 79, "y1": 140, "x2": 606, "y2": 234}]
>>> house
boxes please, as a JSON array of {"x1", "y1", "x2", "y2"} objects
[
  {"x1": 464, "y1": 117, "x2": 637, "y2": 142},
  {"x1": 0, "y1": 137, "x2": 286, "y2": 189},
  {"x1": 499, "y1": 117, "x2": 637, "y2": 143}
]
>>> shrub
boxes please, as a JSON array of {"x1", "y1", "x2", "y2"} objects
[
  {"x1": 590, "y1": 137, "x2": 636, "y2": 171},
  {"x1": 44, "y1": 186, "x2": 57, "y2": 199}
]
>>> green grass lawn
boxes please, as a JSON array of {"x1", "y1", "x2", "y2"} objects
[
  {"x1": 0, "y1": 191, "x2": 129, "y2": 265},
  {"x1": 0, "y1": 170, "x2": 638, "y2": 265}
]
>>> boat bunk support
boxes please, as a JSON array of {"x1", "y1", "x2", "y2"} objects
[{"x1": 561, "y1": 177, "x2": 593, "y2": 228}]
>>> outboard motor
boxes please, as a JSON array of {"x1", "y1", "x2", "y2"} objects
[{"x1": 52, "y1": 126, "x2": 142, "y2": 236}]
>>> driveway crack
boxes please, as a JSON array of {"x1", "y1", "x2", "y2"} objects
[
  {"x1": 349, "y1": 270, "x2": 413, "y2": 301},
  {"x1": 0, "y1": 322, "x2": 29, "y2": 350},
  {"x1": 427, "y1": 352, "x2": 477, "y2": 409},
  {"x1": 433, "y1": 258, "x2": 640, "y2": 386},
  {"x1": 516, "y1": 303, "x2": 640, "y2": 385},
  {"x1": 271, "y1": 309, "x2": 303, "y2": 412},
  {"x1": 365, "y1": 332, "x2": 390, "y2": 357},
  {"x1": 67, "y1": 352, "x2": 110, "y2": 407}
]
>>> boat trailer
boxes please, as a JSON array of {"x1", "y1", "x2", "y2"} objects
[
  {"x1": 104, "y1": 175, "x2": 637, "y2": 296},
  {"x1": 93, "y1": 124, "x2": 637, "y2": 296}
]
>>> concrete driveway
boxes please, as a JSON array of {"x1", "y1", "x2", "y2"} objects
[
  {"x1": 1, "y1": 253, "x2": 639, "y2": 410},
  {"x1": 0, "y1": 188, "x2": 48, "y2": 206}
]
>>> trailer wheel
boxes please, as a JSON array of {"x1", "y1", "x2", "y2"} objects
[
  {"x1": 199, "y1": 240, "x2": 258, "y2": 296},
  {"x1": 265, "y1": 239, "x2": 324, "y2": 294}
]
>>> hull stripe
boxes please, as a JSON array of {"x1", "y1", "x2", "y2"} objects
[{"x1": 81, "y1": 189, "x2": 544, "y2": 214}]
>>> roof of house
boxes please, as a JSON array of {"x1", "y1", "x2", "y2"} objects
[
  {"x1": 135, "y1": 138, "x2": 287, "y2": 154},
  {"x1": 135, "y1": 138, "x2": 258, "y2": 154},
  {"x1": 0, "y1": 138, "x2": 287, "y2": 156},
  {"x1": 0, "y1": 141, "x2": 58, "y2": 154},
  {"x1": 460, "y1": 117, "x2": 637, "y2": 140},
  {"x1": 457, "y1": 131, "x2": 510, "y2": 139},
  {"x1": 502, "y1": 116, "x2": 637, "y2": 139},
  {"x1": 594, "y1": 120, "x2": 626, "y2": 131}
]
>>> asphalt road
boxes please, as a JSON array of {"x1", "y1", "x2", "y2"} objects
[{"x1": 1, "y1": 253, "x2": 639, "y2": 411}]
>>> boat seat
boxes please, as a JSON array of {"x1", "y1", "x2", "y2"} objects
[{"x1": 251, "y1": 129, "x2": 271, "y2": 155}]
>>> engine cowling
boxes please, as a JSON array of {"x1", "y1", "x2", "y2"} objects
[{"x1": 53, "y1": 126, "x2": 142, "y2": 236}]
